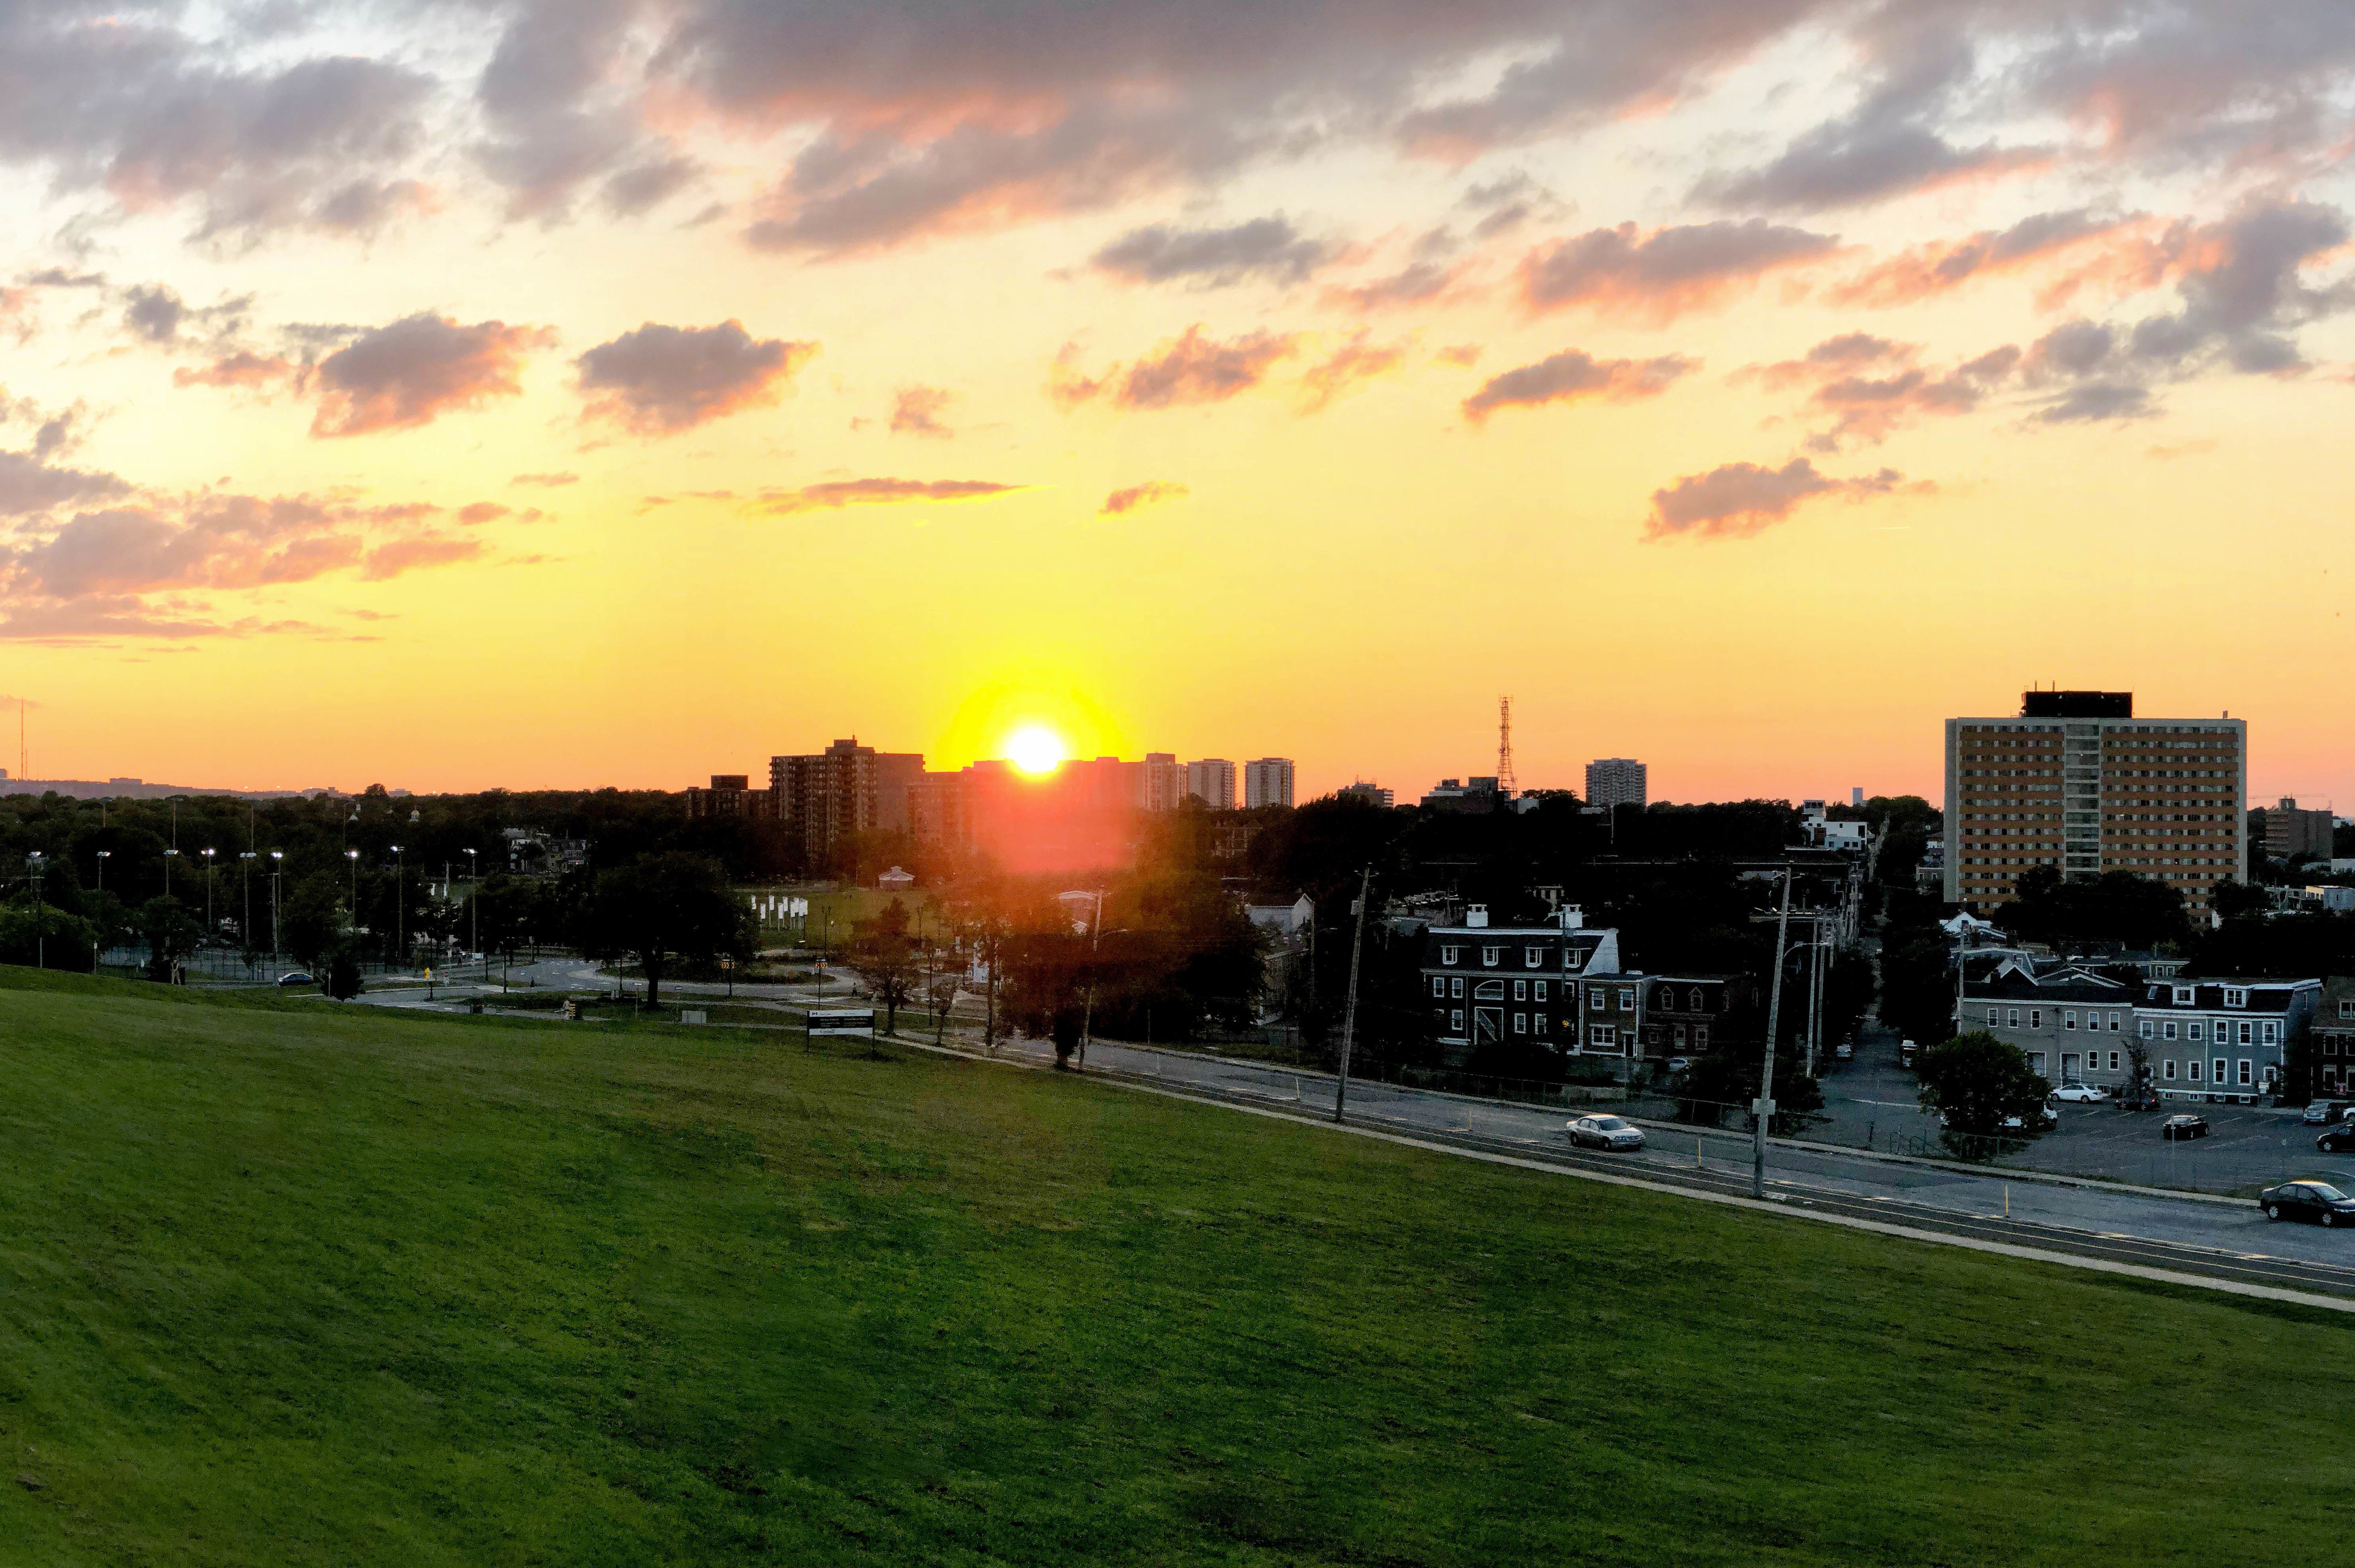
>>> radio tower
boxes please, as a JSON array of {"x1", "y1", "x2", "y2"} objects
[{"x1": 1497, "y1": 694, "x2": 1516, "y2": 796}]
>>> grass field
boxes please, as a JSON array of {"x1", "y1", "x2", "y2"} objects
[{"x1": 0, "y1": 968, "x2": 2345, "y2": 1566}]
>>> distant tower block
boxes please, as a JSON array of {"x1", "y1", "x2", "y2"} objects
[{"x1": 1497, "y1": 695, "x2": 1516, "y2": 796}]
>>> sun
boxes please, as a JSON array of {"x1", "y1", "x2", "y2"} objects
[{"x1": 1005, "y1": 725, "x2": 1067, "y2": 776}]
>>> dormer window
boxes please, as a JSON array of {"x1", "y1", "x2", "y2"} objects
[
  {"x1": 1525, "y1": 946, "x2": 1545, "y2": 968},
  {"x1": 2222, "y1": 987, "x2": 2247, "y2": 1008},
  {"x1": 1440, "y1": 946, "x2": 1462, "y2": 966},
  {"x1": 2173, "y1": 986, "x2": 2194, "y2": 1005},
  {"x1": 1482, "y1": 946, "x2": 1501, "y2": 968}
]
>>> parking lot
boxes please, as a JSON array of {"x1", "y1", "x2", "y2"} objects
[{"x1": 1819, "y1": 1026, "x2": 2343, "y2": 1195}]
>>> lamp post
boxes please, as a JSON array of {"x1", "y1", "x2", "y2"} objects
[
  {"x1": 1754, "y1": 867, "x2": 1794, "y2": 1200},
  {"x1": 463, "y1": 847, "x2": 477, "y2": 968},
  {"x1": 239, "y1": 852, "x2": 255, "y2": 970},
  {"x1": 345, "y1": 848, "x2": 359, "y2": 918},
  {"x1": 94, "y1": 848, "x2": 109, "y2": 894},
  {"x1": 390, "y1": 844, "x2": 405, "y2": 970},
  {"x1": 163, "y1": 846, "x2": 179, "y2": 901},
  {"x1": 201, "y1": 848, "x2": 216, "y2": 948},
  {"x1": 268, "y1": 850, "x2": 284, "y2": 962},
  {"x1": 24, "y1": 852, "x2": 42, "y2": 969}
]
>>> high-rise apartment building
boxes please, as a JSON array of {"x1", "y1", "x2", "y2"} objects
[
  {"x1": 1185, "y1": 758, "x2": 1236, "y2": 812},
  {"x1": 1944, "y1": 691, "x2": 2247, "y2": 915},
  {"x1": 1138, "y1": 753, "x2": 1189, "y2": 813},
  {"x1": 1585, "y1": 758, "x2": 1647, "y2": 810},
  {"x1": 1338, "y1": 780, "x2": 1395, "y2": 809},
  {"x1": 769, "y1": 738, "x2": 925, "y2": 863},
  {"x1": 1244, "y1": 757, "x2": 1295, "y2": 810},
  {"x1": 2258, "y1": 797, "x2": 2335, "y2": 863}
]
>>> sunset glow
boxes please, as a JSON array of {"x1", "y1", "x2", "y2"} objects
[
  {"x1": 1006, "y1": 727, "x2": 1069, "y2": 777},
  {"x1": 0, "y1": 5, "x2": 2345, "y2": 806}
]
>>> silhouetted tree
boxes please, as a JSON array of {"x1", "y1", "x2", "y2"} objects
[{"x1": 572, "y1": 853, "x2": 753, "y2": 1009}]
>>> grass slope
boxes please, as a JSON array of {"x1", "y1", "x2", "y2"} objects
[{"x1": 0, "y1": 969, "x2": 2342, "y2": 1566}]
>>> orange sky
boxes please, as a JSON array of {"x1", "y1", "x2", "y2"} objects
[{"x1": 0, "y1": 3, "x2": 2350, "y2": 813}]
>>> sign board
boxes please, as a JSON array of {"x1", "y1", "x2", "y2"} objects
[
  {"x1": 806, "y1": 1008, "x2": 876, "y2": 1038},
  {"x1": 680, "y1": 1010, "x2": 708, "y2": 1025}
]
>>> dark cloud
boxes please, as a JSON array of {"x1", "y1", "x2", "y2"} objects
[
  {"x1": 1056, "y1": 327, "x2": 1302, "y2": 411},
  {"x1": 118, "y1": 285, "x2": 249, "y2": 348},
  {"x1": 575, "y1": 320, "x2": 820, "y2": 433},
  {"x1": 0, "y1": 450, "x2": 129, "y2": 517},
  {"x1": 2032, "y1": 381, "x2": 2156, "y2": 424},
  {"x1": 1646, "y1": 457, "x2": 1905, "y2": 539},
  {"x1": 1519, "y1": 220, "x2": 1839, "y2": 322},
  {"x1": 1091, "y1": 216, "x2": 1336, "y2": 288},
  {"x1": 1101, "y1": 481, "x2": 1188, "y2": 516},
  {"x1": 311, "y1": 314, "x2": 555, "y2": 438},
  {"x1": 1462, "y1": 349, "x2": 1696, "y2": 422},
  {"x1": 751, "y1": 477, "x2": 1025, "y2": 515},
  {"x1": 889, "y1": 385, "x2": 954, "y2": 437}
]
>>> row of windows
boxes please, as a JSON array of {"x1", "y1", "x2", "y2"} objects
[
  {"x1": 1433, "y1": 976, "x2": 1553, "y2": 1002},
  {"x1": 1985, "y1": 1006, "x2": 2281, "y2": 1046},
  {"x1": 1440, "y1": 1009, "x2": 1555, "y2": 1038},
  {"x1": 1436, "y1": 944, "x2": 1575, "y2": 970}
]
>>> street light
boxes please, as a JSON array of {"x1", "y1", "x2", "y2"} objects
[
  {"x1": 345, "y1": 847, "x2": 359, "y2": 913},
  {"x1": 463, "y1": 847, "x2": 477, "y2": 966},
  {"x1": 390, "y1": 844, "x2": 405, "y2": 970},
  {"x1": 201, "y1": 848, "x2": 216, "y2": 948},
  {"x1": 94, "y1": 848, "x2": 109, "y2": 894},
  {"x1": 163, "y1": 846, "x2": 179, "y2": 899},
  {"x1": 269, "y1": 851, "x2": 284, "y2": 962},
  {"x1": 24, "y1": 852, "x2": 42, "y2": 969},
  {"x1": 239, "y1": 852, "x2": 256, "y2": 971}
]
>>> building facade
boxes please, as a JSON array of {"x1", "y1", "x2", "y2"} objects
[
  {"x1": 2312, "y1": 978, "x2": 2355, "y2": 1096},
  {"x1": 1422, "y1": 906, "x2": 1622, "y2": 1053},
  {"x1": 1244, "y1": 757, "x2": 1296, "y2": 810},
  {"x1": 1185, "y1": 758, "x2": 1236, "y2": 811},
  {"x1": 1944, "y1": 691, "x2": 2247, "y2": 916},
  {"x1": 1139, "y1": 753, "x2": 1189, "y2": 813},
  {"x1": 1585, "y1": 758, "x2": 1647, "y2": 810},
  {"x1": 1338, "y1": 780, "x2": 1394, "y2": 809},
  {"x1": 1965, "y1": 968, "x2": 2318, "y2": 1100},
  {"x1": 2258, "y1": 796, "x2": 2335, "y2": 862},
  {"x1": 684, "y1": 774, "x2": 768, "y2": 819}
]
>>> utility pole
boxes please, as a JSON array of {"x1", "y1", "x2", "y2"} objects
[
  {"x1": 1078, "y1": 889, "x2": 1104, "y2": 1070},
  {"x1": 1755, "y1": 867, "x2": 1793, "y2": 1199},
  {"x1": 1332, "y1": 864, "x2": 1373, "y2": 1125}
]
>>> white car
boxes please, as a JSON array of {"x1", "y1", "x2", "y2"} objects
[
  {"x1": 2052, "y1": 1084, "x2": 2109, "y2": 1104},
  {"x1": 1568, "y1": 1114, "x2": 1646, "y2": 1152}
]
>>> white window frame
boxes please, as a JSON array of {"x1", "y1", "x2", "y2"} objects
[
  {"x1": 1431, "y1": 976, "x2": 1445, "y2": 998},
  {"x1": 1482, "y1": 946, "x2": 1501, "y2": 968},
  {"x1": 2008, "y1": 1008, "x2": 2021, "y2": 1028},
  {"x1": 2164, "y1": 1059, "x2": 2177, "y2": 1080},
  {"x1": 2260, "y1": 1022, "x2": 2276, "y2": 1045},
  {"x1": 1513, "y1": 980, "x2": 1528, "y2": 1001},
  {"x1": 2188, "y1": 1022, "x2": 2203, "y2": 1043},
  {"x1": 2029, "y1": 1009, "x2": 2042, "y2": 1029},
  {"x1": 1449, "y1": 1009, "x2": 1464, "y2": 1033},
  {"x1": 1525, "y1": 946, "x2": 1544, "y2": 969},
  {"x1": 1441, "y1": 945, "x2": 1461, "y2": 965},
  {"x1": 2223, "y1": 987, "x2": 2247, "y2": 1007},
  {"x1": 2237, "y1": 1059, "x2": 2252, "y2": 1085},
  {"x1": 2212, "y1": 1057, "x2": 2226, "y2": 1084},
  {"x1": 1987, "y1": 1008, "x2": 2001, "y2": 1026},
  {"x1": 1513, "y1": 1012, "x2": 1528, "y2": 1035},
  {"x1": 1534, "y1": 1013, "x2": 1548, "y2": 1036},
  {"x1": 1617, "y1": 987, "x2": 1635, "y2": 1011},
  {"x1": 2063, "y1": 1010, "x2": 2078, "y2": 1030},
  {"x1": 1534, "y1": 981, "x2": 1548, "y2": 1003},
  {"x1": 2163, "y1": 1021, "x2": 2178, "y2": 1041},
  {"x1": 1451, "y1": 978, "x2": 1464, "y2": 999},
  {"x1": 2138, "y1": 1018, "x2": 2153, "y2": 1039},
  {"x1": 1588, "y1": 1024, "x2": 1616, "y2": 1050},
  {"x1": 2174, "y1": 986, "x2": 2194, "y2": 1004},
  {"x1": 2188, "y1": 1059, "x2": 2201, "y2": 1081}
]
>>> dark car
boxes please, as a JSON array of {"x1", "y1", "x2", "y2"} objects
[
  {"x1": 2260, "y1": 1181, "x2": 2355, "y2": 1227},
  {"x1": 2160, "y1": 1114, "x2": 2210, "y2": 1141},
  {"x1": 2319, "y1": 1124, "x2": 2355, "y2": 1154},
  {"x1": 276, "y1": 970, "x2": 316, "y2": 988}
]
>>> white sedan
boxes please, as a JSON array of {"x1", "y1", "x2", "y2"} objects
[
  {"x1": 1568, "y1": 1114, "x2": 1647, "y2": 1152},
  {"x1": 2052, "y1": 1084, "x2": 2109, "y2": 1104}
]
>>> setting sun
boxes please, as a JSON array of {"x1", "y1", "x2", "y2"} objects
[{"x1": 1005, "y1": 725, "x2": 1068, "y2": 775}]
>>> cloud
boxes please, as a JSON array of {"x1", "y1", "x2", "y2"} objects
[
  {"x1": 1091, "y1": 216, "x2": 1336, "y2": 288},
  {"x1": 311, "y1": 314, "x2": 555, "y2": 438},
  {"x1": 1518, "y1": 220, "x2": 1840, "y2": 322},
  {"x1": 173, "y1": 352, "x2": 297, "y2": 391},
  {"x1": 362, "y1": 537, "x2": 487, "y2": 580},
  {"x1": 1057, "y1": 326, "x2": 1303, "y2": 412},
  {"x1": 1322, "y1": 259, "x2": 1465, "y2": 313},
  {"x1": 0, "y1": 450, "x2": 131, "y2": 517},
  {"x1": 1701, "y1": 115, "x2": 2044, "y2": 213},
  {"x1": 1827, "y1": 211, "x2": 2156, "y2": 308},
  {"x1": 1462, "y1": 350, "x2": 1696, "y2": 423},
  {"x1": 575, "y1": 320, "x2": 819, "y2": 433},
  {"x1": 510, "y1": 471, "x2": 580, "y2": 487},
  {"x1": 1745, "y1": 332, "x2": 2017, "y2": 448},
  {"x1": 458, "y1": 502, "x2": 512, "y2": 525},
  {"x1": 2031, "y1": 380, "x2": 2156, "y2": 424},
  {"x1": 890, "y1": 385, "x2": 954, "y2": 437},
  {"x1": 1101, "y1": 481, "x2": 1188, "y2": 516},
  {"x1": 1297, "y1": 332, "x2": 1409, "y2": 413},
  {"x1": 752, "y1": 478, "x2": 1026, "y2": 515},
  {"x1": 1646, "y1": 458, "x2": 1906, "y2": 539}
]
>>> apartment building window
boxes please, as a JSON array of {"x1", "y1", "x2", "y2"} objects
[
  {"x1": 1449, "y1": 1010, "x2": 1464, "y2": 1033},
  {"x1": 1987, "y1": 1008, "x2": 2001, "y2": 1026},
  {"x1": 2188, "y1": 1022, "x2": 2203, "y2": 1043},
  {"x1": 2223, "y1": 988, "x2": 2247, "y2": 1007},
  {"x1": 2342, "y1": 1000, "x2": 2355, "y2": 1019},
  {"x1": 1431, "y1": 976, "x2": 1445, "y2": 999},
  {"x1": 1688, "y1": 988, "x2": 1705, "y2": 1010},
  {"x1": 1514, "y1": 1012, "x2": 1528, "y2": 1035},
  {"x1": 2260, "y1": 1022, "x2": 2276, "y2": 1045},
  {"x1": 2109, "y1": 1012, "x2": 2123, "y2": 1031},
  {"x1": 1534, "y1": 1014, "x2": 1548, "y2": 1037},
  {"x1": 1618, "y1": 987, "x2": 1635, "y2": 1010},
  {"x1": 1674, "y1": 1023, "x2": 1689, "y2": 1050},
  {"x1": 1513, "y1": 980, "x2": 1528, "y2": 1001},
  {"x1": 2063, "y1": 1010, "x2": 2078, "y2": 1030},
  {"x1": 2029, "y1": 1009, "x2": 2043, "y2": 1029},
  {"x1": 1695, "y1": 1025, "x2": 1710, "y2": 1049},
  {"x1": 1589, "y1": 1025, "x2": 1616, "y2": 1049},
  {"x1": 1525, "y1": 947, "x2": 1545, "y2": 968},
  {"x1": 1591, "y1": 990, "x2": 1606, "y2": 1011},
  {"x1": 1441, "y1": 946, "x2": 1461, "y2": 965},
  {"x1": 2163, "y1": 1021, "x2": 2178, "y2": 1041},
  {"x1": 2238, "y1": 1060, "x2": 2253, "y2": 1085},
  {"x1": 2108, "y1": 1051, "x2": 2121, "y2": 1071},
  {"x1": 2165, "y1": 1060, "x2": 2178, "y2": 1079},
  {"x1": 2174, "y1": 986, "x2": 2194, "y2": 1004},
  {"x1": 2138, "y1": 1019, "x2": 2153, "y2": 1039},
  {"x1": 1482, "y1": 947, "x2": 1500, "y2": 967},
  {"x1": 1534, "y1": 981, "x2": 1548, "y2": 1003},
  {"x1": 2188, "y1": 1059, "x2": 2201, "y2": 1081},
  {"x1": 1451, "y1": 978, "x2": 1464, "y2": 999},
  {"x1": 2212, "y1": 1058, "x2": 2226, "y2": 1084}
]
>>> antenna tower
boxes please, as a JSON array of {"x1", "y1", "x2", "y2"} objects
[{"x1": 1497, "y1": 695, "x2": 1516, "y2": 796}]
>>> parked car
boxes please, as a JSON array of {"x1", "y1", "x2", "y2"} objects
[
  {"x1": 1662, "y1": 1056, "x2": 1693, "y2": 1075},
  {"x1": 276, "y1": 970, "x2": 316, "y2": 988},
  {"x1": 2160, "y1": 1114, "x2": 2211, "y2": 1141},
  {"x1": 2260, "y1": 1181, "x2": 2355, "y2": 1227},
  {"x1": 2052, "y1": 1084, "x2": 2110, "y2": 1104},
  {"x1": 1898, "y1": 1039, "x2": 1918, "y2": 1068},
  {"x1": 2300, "y1": 1100, "x2": 2355, "y2": 1125},
  {"x1": 1568, "y1": 1114, "x2": 1647, "y2": 1152},
  {"x1": 2318, "y1": 1124, "x2": 2355, "y2": 1154},
  {"x1": 1834, "y1": 1041, "x2": 1854, "y2": 1061}
]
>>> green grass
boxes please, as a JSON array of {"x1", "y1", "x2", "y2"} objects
[{"x1": 0, "y1": 967, "x2": 2345, "y2": 1566}]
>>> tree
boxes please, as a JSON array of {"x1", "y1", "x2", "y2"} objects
[
  {"x1": 1878, "y1": 928, "x2": 1955, "y2": 1045},
  {"x1": 280, "y1": 872, "x2": 349, "y2": 970},
  {"x1": 136, "y1": 895, "x2": 202, "y2": 981},
  {"x1": 1915, "y1": 1030, "x2": 2054, "y2": 1158},
  {"x1": 323, "y1": 940, "x2": 364, "y2": 1000},
  {"x1": 850, "y1": 899, "x2": 918, "y2": 1035},
  {"x1": 2006, "y1": 866, "x2": 2191, "y2": 952},
  {"x1": 572, "y1": 853, "x2": 753, "y2": 1009},
  {"x1": 0, "y1": 903, "x2": 100, "y2": 971}
]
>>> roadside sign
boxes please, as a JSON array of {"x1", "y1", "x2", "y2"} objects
[{"x1": 806, "y1": 1008, "x2": 876, "y2": 1038}]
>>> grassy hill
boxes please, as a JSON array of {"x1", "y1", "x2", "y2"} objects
[{"x1": 0, "y1": 969, "x2": 2343, "y2": 1566}]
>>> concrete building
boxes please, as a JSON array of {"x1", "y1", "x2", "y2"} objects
[
  {"x1": 1585, "y1": 758, "x2": 1647, "y2": 810},
  {"x1": 1338, "y1": 780, "x2": 1395, "y2": 809},
  {"x1": 2258, "y1": 796, "x2": 2335, "y2": 863},
  {"x1": 1185, "y1": 758, "x2": 1235, "y2": 812},
  {"x1": 684, "y1": 774, "x2": 768, "y2": 819},
  {"x1": 1244, "y1": 757, "x2": 1295, "y2": 810},
  {"x1": 1421, "y1": 777, "x2": 1503, "y2": 813},
  {"x1": 769, "y1": 738, "x2": 925, "y2": 862},
  {"x1": 1139, "y1": 753, "x2": 1189, "y2": 813},
  {"x1": 1944, "y1": 691, "x2": 2247, "y2": 918}
]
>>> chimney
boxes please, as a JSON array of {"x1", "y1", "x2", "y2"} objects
[
  {"x1": 1466, "y1": 904, "x2": 1489, "y2": 929},
  {"x1": 1555, "y1": 905, "x2": 1584, "y2": 931}
]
